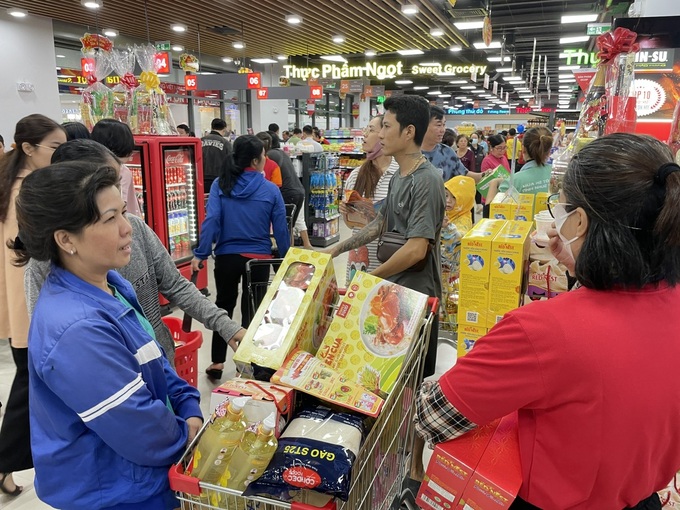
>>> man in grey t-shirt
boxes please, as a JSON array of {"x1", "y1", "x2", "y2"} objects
[{"x1": 328, "y1": 95, "x2": 445, "y2": 378}]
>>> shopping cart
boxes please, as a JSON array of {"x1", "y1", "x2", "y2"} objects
[{"x1": 169, "y1": 292, "x2": 439, "y2": 510}]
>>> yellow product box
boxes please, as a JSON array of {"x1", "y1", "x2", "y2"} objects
[
  {"x1": 459, "y1": 219, "x2": 506, "y2": 327},
  {"x1": 515, "y1": 194, "x2": 534, "y2": 222},
  {"x1": 488, "y1": 221, "x2": 532, "y2": 327},
  {"x1": 234, "y1": 248, "x2": 338, "y2": 371},
  {"x1": 316, "y1": 272, "x2": 429, "y2": 396},
  {"x1": 457, "y1": 325, "x2": 487, "y2": 358},
  {"x1": 489, "y1": 193, "x2": 516, "y2": 221},
  {"x1": 534, "y1": 192, "x2": 550, "y2": 214}
]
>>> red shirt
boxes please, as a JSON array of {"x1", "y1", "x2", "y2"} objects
[
  {"x1": 440, "y1": 283, "x2": 680, "y2": 509},
  {"x1": 263, "y1": 158, "x2": 282, "y2": 187}
]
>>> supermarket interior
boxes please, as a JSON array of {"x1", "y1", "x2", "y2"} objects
[{"x1": 2, "y1": 0, "x2": 680, "y2": 508}]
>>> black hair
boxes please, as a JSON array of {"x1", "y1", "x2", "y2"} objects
[
  {"x1": 0, "y1": 134, "x2": 5, "y2": 145},
  {"x1": 0, "y1": 114, "x2": 64, "y2": 222},
  {"x1": 176, "y1": 123, "x2": 191, "y2": 135},
  {"x1": 10, "y1": 162, "x2": 120, "y2": 267},
  {"x1": 302, "y1": 125, "x2": 313, "y2": 135},
  {"x1": 91, "y1": 119, "x2": 135, "y2": 158},
  {"x1": 268, "y1": 123, "x2": 280, "y2": 133},
  {"x1": 293, "y1": 128, "x2": 302, "y2": 135},
  {"x1": 383, "y1": 95, "x2": 430, "y2": 147},
  {"x1": 211, "y1": 118, "x2": 227, "y2": 131},
  {"x1": 562, "y1": 133, "x2": 680, "y2": 289},
  {"x1": 508, "y1": 128, "x2": 517, "y2": 136},
  {"x1": 51, "y1": 139, "x2": 120, "y2": 166},
  {"x1": 522, "y1": 127, "x2": 552, "y2": 165},
  {"x1": 487, "y1": 134, "x2": 505, "y2": 148},
  {"x1": 256, "y1": 131, "x2": 272, "y2": 152},
  {"x1": 62, "y1": 122, "x2": 91, "y2": 141},
  {"x1": 429, "y1": 105, "x2": 446, "y2": 121},
  {"x1": 501, "y1": 130, "x2": 508, "y2": 136},
  {"x1": 267, "y1": 131, "x2": 281, "y2": 149},
  {"x1": 219, "y1": 135, "x2": 264, "y2": 196}
]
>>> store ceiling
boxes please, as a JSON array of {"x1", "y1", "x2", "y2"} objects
[{"x1": 1, "y1": 0, "x2": 632, "y2": 107}]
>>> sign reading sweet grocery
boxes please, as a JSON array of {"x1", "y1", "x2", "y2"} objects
[{"x1": 283, "y1": 61, "x2": 487, "y2": 81}]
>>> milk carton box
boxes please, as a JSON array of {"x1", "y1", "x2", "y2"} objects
[
  {"x1": 534, "y1": 191, "x2": 550, "y2": 214},
  {"x1": 459, "y1": 220, "x2": 506, "y2": 327},
  {"x1": 457, "y1": 325, "x2": 487, "y2": 358},
  {"x1": 515, "y1": 194, "x2": 535, "y2": 222},
  {"x1": 489, "y1": 193, "x2": 516, "y2": 221},
  {"x1": 488, "y1": 221, "x2": 532, "y2": 327}
]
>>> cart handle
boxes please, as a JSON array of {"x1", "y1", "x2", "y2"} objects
[{"x1": 168, "y1": 462, "x2": 200, "y2": 496}]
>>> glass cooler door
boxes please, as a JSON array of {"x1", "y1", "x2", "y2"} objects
[{"x1": 127, "y1": 148, "x2": 150, "y2": 226}]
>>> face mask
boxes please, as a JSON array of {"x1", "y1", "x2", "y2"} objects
[
  {"x1": 553, "y1": 203, "x2": 579, "y2": 260},
  {"x1": 471, "y1": 138, "x2": 478, "y2": 145}
]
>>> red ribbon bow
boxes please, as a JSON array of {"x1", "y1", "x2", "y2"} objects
[
  {"x1": 121, "y1": 72, "x2": 137, "y2": 90},
  {"x1": 596, "y1": 27, "x2": 640, "y2": 64},
  {"x1": 86, "y1": 74, "x2": 97, "y2": 86}
]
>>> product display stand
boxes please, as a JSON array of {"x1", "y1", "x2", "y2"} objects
[{"x1": 301, "y1": 153, "x2": 341, "y2": 247}]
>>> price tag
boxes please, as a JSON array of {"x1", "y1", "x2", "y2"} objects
[
  {"x1": 81, "y1": 57, "x2": 95, "y2": 77},
  {"x1": 184, "y1": 74, "x2": 197, "y2": 91},
  {"x1": 155, "y1": 52, "x2": 170, "y2": 74},
  {"x1": 247, "y1": 72, "x2": 262, "y2": 89},
  {"x1": 256, "y1": 87, "x2": 269, "y2": 99},
  {"x1": 310, "y1": 85, "x2": 323, "y2": 100}
]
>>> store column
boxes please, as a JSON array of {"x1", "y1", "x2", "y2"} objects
[
  {"x1": 0, "y1": 12, "x2": 61, "y2": 139},
  {"x1": 249, "y1": 64, "x2": 289, "y2": 133}
]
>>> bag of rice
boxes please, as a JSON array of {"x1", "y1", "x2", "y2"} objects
[{"x1": 243, "y1": 407, "x2": 363, "y2": 501}]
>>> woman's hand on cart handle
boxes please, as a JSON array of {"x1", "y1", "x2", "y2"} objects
[
  {"x1": 228, "y1": 328, "x2": 247, "y2": 352},
  {"x1": 186, "y1": 416, "x2": 203, "y2": 445},
  {"x1": 190, "y1": 258, "x2": 205, "y2": 272}
]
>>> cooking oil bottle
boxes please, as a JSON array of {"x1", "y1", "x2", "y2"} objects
[{"x1": 223, "y1": 413, "x2": 278, "y2": 492}]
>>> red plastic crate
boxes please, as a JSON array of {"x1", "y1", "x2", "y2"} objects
[{"x1": 162, "y1": 317, "x2": 203, "y2": 388}]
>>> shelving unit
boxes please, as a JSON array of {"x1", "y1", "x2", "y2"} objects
[{"x1": 300, "y1": 153, "x2": 341, "y2": 247}]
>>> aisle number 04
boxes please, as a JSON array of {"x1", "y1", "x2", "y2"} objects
[
  {"x1": 154, "y1": 52, "x2": 170, "y2": 74},
  {"x1": 184, "y1": 74, "x2": 197, "y2": 91},
  {"x1": 247, "y1": 72, "x2": 262, "y2": 89}
]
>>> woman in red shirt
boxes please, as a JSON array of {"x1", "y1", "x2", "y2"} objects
[
  {"x1": 416, "y1": 134, "x2": 680, "y2": 510},
  {"x1": 480, "y1": 133, "x2": 510, "y2": 173}
]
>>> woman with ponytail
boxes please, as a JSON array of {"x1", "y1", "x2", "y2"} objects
[
  {"x1": 0, "y1": 114, "x2": 65, "y2": 496},
  {"x1": 192, "y1": 135, "x2": 290, "y2": 379},
  {"x1": 340, "y1": 115, "x2": 398, "y2": 284},
  {"x1": 416, "y1": 134, "x2": 680, "y2": 510}
]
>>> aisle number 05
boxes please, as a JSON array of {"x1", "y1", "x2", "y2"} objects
[
  {"x1": 184, "y1": 74, "x2": 197, "y2": 91},
  {"x1": 247, "y1": 72, "x2": 262, "y2": 89}
]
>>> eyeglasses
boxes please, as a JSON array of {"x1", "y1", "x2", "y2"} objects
[
  {"x1": 546, "y1": 193, "x2": 573, "y2": 218},
  {"x1": 493, "y1": 145, "x2": 506, "y2": 151},
  {"x1": 35, "y1": 144, "x2": 57, "y2": 152},
  {"x1": 362, "y1": 127, "x2": 379, "y2": 135}
]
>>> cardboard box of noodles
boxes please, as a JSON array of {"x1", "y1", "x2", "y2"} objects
[
  {"x1": 459, "y1": 220, "x2": 506, "y2": 327},
  {"x1": 316, "y1": 272, "x2": 428, "y2": 396},
  {"x1": 457, "y1": 325, "x2": 487, "y2": 358},
  {"x1": 233, "y1": 248, "x2": 338, "y2": 371}
]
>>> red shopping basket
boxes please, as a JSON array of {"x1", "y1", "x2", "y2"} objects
[{"x1": 162, "y1": 316, "x2": 203, "y2": 388}]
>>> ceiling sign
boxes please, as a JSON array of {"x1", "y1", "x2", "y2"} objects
[
  {"x1": 310, "y1": 85, "x2": 323, "y2": 100},
  {"x1": 348, "y1": 80, "x2": 363, "y2": 93},
  {"x1": 586, "y1": 23, "x2": 611, "y2": 36},
  {"x1": 283, "y1": 61, "x2": 487, "y2": 81},
  {"x1": 247, "y1": 72, "x2": 262, "y2": 89},
  {"x1": 256, "y1": 87, "x2": 269, "y2": 100},
  {"x1": 155, "y1": 52, "x2": 170, "y2": 74},
  {"x1": 184, "y1": 74, "x2": 197, "y2": 91},
  {"x1": 573, "y1": 69, "x2": 597, "y2": 92}
]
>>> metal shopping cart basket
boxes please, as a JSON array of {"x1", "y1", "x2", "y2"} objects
[{"x1": 169, "y1": 286, "x2": 439, "y2": 510}]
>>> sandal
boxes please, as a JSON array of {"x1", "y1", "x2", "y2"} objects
[
  {"x1": 0, "y1": 473, "x2": 22, "y2": 497},
  {"x1": 205, "y1": 364, "x2": 224, "y2": 380}
]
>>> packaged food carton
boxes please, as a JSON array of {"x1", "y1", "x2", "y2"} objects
[
  {"x1": 526, "y1": 242, "x2": 569, "y2": 302},
  {"x1": 534, "y1": 191, "x2": 550, "y2": 214},
  {"x1": 209, "y1": 379, "x2": 295, "y2": 438},
  {"x1": 457, "y1": 325, "x2": 487, "y2": 358},
  {"x1": 459, "y1": 413, "x2": 522, "y2": 510},
  {"x1": 316, "y1": 272, "x2": 429, "y2": 396},
  {"x1": 488, "y1": 221, "x2": 532, "y2": 327},
  {"x1": 234, "y1": 248, "x2": 338, "y2": 371},
  {"x1": 515, "y1": 194, "x2": 535, "y2": 223},
  {"x1": 271, "y1": 349, "x2": 384, "y2": 417},
  {"x1": 489, "y1": 193, "x2": 534, "y2": 222},
  {"x1": 417, "y1": 420, "x2": 500, "y2": 510},
  {"x1": 477, "y1": 165, "x2": 510, "y2": 200},
  {"x1": 459, "y1": 220, "x2": 506, "y2": 327}
]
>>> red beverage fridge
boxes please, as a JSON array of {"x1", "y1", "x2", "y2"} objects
[{"x1": 128, "y1": 136, "x2": 208, "y2": 305}]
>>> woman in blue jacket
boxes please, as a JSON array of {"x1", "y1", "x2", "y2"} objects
[
  {"x1": 192, "y1": 135, "x2": 290, "y2": 379},
  {"x1": 11, "y1": 162, "x2": 203, "y2": 510}
]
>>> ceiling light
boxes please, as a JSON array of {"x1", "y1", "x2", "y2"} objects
[
  {"x1": 487, "y1": 56, "x2": 511, "y2": 62},
  {"x1": 454, "y1": 104, "x2": 463, "y2": 107},
  {"x1": 413, "y1": 86, "x2": 430, "y2": 90},
  {"x1": 277, "y1": 55, "x2": 287, "y2": 60},
  {"x1": 559, "y1": 65, "x2": 581, "y2": 71},
  {"x1": 455, "y1": 96, "x2": 467, "y2": 100},
  {"x1": 395, "y1": 79, "x2": 413, "y2": 84},
  {"x1": 401, "y1": 4, "x2": 419, "y2": 15},
  {"x1": 7, "y1": 7, "x2": 28, "y2": 17},
  {"x1": 449, "y1": 80, "x2": 467, "y2": 84},
  {"x1": 430, "y1": 27, "x2": 445, "y2": 37},
  {"x1": 172, "y1": 45, "x2": 184, "y2": 52},
  {"x1": 102, "y1": 29, "x2": 118, "y2": 37},
  {"x1": 560, "y1": 35, "x2": 590, "y2": 44},
  {"x1": 496, "y1": 67, "x2": 513, "y2": 72},
  {"x1": 365, "y1": 49, "x2": 377, "y2": 57},
  {"x1": 222, "y1": 57, "x2": 233, "y2": 63},
  {"x1": 419, "y1": 62, "x2": 440, "y2": 67},
  {"x1": 454, "y1": 20, "x2": 485, "y2": 30},
  {"x1": 199, "y1": 72, "x2": 216, "y2": 75},
  {"x1": 397, "y1": 49, "x2": 424, "y2": 56},
  {"x1": 320, "y1": 55, "x2": 347, "y2": 63},
  {"x1": 427, "y1": 90, "x2": 442, "y2": 95},
  {"x1": 460, "y1": 86, "x2": 476, "y2": 90},
  {"x1": 561, "y1": 14, "x2": 598, "y2": 24},
  {"x1": 559, "y1": 77, "x2": 576, "y2": 83},
  {"x1": 332, "y1": 35, "x2": 345, "y2": 43},
  {"x1": 559, "y1": 73, "x2": 577, "y2": 79},
  {"x1": 56, "y1": 54, "x2": 66, "y2": 58},
  {"x1": 473, "y1": 41, "x2": 502, "y2": 49},
  {"x1": 559, "y1": 94, "x2": 572, "y2": 98},
  {"x1": 285, "y1": 14, "x2": 302, "y2": 24},
  {"x1": 251, "y1": 58, "x2": 278, "y2": 64},
  {"x1": 81, "y1": 0, "x2": 102, "y2": 8},
  {"x1": 233, "y1": 41, "x2": 245, "y2": 49},
  {"x1": 450, "y1": 45, "x2": 462, "y2": 52},
  {"x1": 504, "y1": 76, "x2": 523, "y2": 82},
  {"x1": 559, "y1": 85, "x2": 573, "y2": 90},
  {"x1": 171, "y1": 23, "x2": 188, "y2": 32}
]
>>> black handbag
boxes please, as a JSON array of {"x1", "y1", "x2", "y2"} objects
[{"x1": 376, "y1": 226, "x2": 431, "y2": 272}]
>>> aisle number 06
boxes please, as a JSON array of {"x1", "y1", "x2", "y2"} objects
[{"x1": 247, "y1": 72, "x2": 262, "y2": 89}]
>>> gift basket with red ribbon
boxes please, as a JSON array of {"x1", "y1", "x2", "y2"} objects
[
  {"x1": 79, "y1": 33, "x2": 114, "y2": 130},
  {"x1": 110, "y1": 49, "x2": 137, "y2": 125}
]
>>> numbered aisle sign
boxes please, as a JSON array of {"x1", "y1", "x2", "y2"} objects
[
  {"x1": 184, "y1": 74, "x2": 197, "y2": 91},
  {"x1": 154, "y1": 52, "x2": 170, "y2": 74},
  {"x1": 257, "y1": 87, "x2": 269, "y2": 99},
  {"x1": 247, "y1": 72, "x2": 262, "y2": 89},
  {"x1": 81, "y1": 57, "x2": 95, "y2": 78},
  {"x1": 310, "y1": 85, "x2": 323, "y2": 100}
]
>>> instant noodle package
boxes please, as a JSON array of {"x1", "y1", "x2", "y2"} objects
[
  {"x1": 316, "y1": 272, "x2": 428, "y2": 396},
  {"x1": 234, "y1": 248, "x2": 338, "y2": 371}
]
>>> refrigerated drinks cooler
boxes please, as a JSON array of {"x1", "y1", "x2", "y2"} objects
[{"x1": 128, "y1": 136, "x2": 208, "y2": 303}]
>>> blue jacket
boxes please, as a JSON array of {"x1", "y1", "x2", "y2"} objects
[
  {"x1": 194, "y1": 170, "x2": 290, "y2": 259},
  {"x1": 28, "y1": 267, "x2": 202, "y2": 510}
]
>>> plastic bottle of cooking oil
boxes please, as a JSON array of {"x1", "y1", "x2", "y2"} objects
[
  {"x1": 223, "y1": 413, "x2": 278, "y2": 492},
  {"x1": 190, "y1": 396, "x2": 248, "y2": 485}
]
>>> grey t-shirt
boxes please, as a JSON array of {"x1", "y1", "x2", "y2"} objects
[{"x1": 380, "y1": 160, "x2": 446, "y2": 298}]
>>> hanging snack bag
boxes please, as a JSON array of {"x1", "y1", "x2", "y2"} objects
[
  {"x1": 79, "y1": 33, "x2": 114, "y2": 130},
  {"x1": 131, "y1": 44, "x2": 177, "y2": 135},
  {"x1": 110, "y1": 49, "x2": 137, "y2": 124}
]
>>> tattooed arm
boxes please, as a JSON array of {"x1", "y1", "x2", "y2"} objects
[{"x1": 326, "y1": 210, "x2": 383, "y2": 258}]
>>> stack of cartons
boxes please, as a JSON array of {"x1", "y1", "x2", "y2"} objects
[{"x1": 489, "y1": 193, "x2": 535, "y2": 223}]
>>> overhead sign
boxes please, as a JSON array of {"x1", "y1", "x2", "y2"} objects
[
  {"x1": 310, "y1": 85, "x2": 323, "y2": 100},
  {"x1": 81, "y1": 57, "x2": 95, "y2": 78},
  {"x1": 586, "y1": 23, "x2": 611, "y2": 35},
  {"x1": 155, "y1": 52, "x2": 170, "y2": 74},
  {"x1": 184, "y1": 74, "x2": 197, "y2": 91},
  {"x1": 635, "y1": 48, "x2": 675, "y2": 71},
  {"x1": 283, "y1": 61, "x2": 487, "y2": 81},
  {"x1": 155, "y1": 40, "x2": 171, "y2": 51},
  {"x1": 246, "y1": 72, "x2": 262, "y2": 89},
  {"x1": 446, "y1": 108, "x2": 511, "y2": 115},
  {"x1": 256, "y1": 87, "x2": 269, "y2": 100}
]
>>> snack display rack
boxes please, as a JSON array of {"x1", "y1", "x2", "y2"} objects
[
  {"x1": 169, "y1": 296, "x2": 439, "y2": 510},
  {"x1": 300, "y1": 153, "x2": 342, "y2": 247}
]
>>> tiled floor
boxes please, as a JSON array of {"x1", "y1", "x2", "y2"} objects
[{"x1": 0, "y1": 221, "x2": 457, "y2": 509}]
